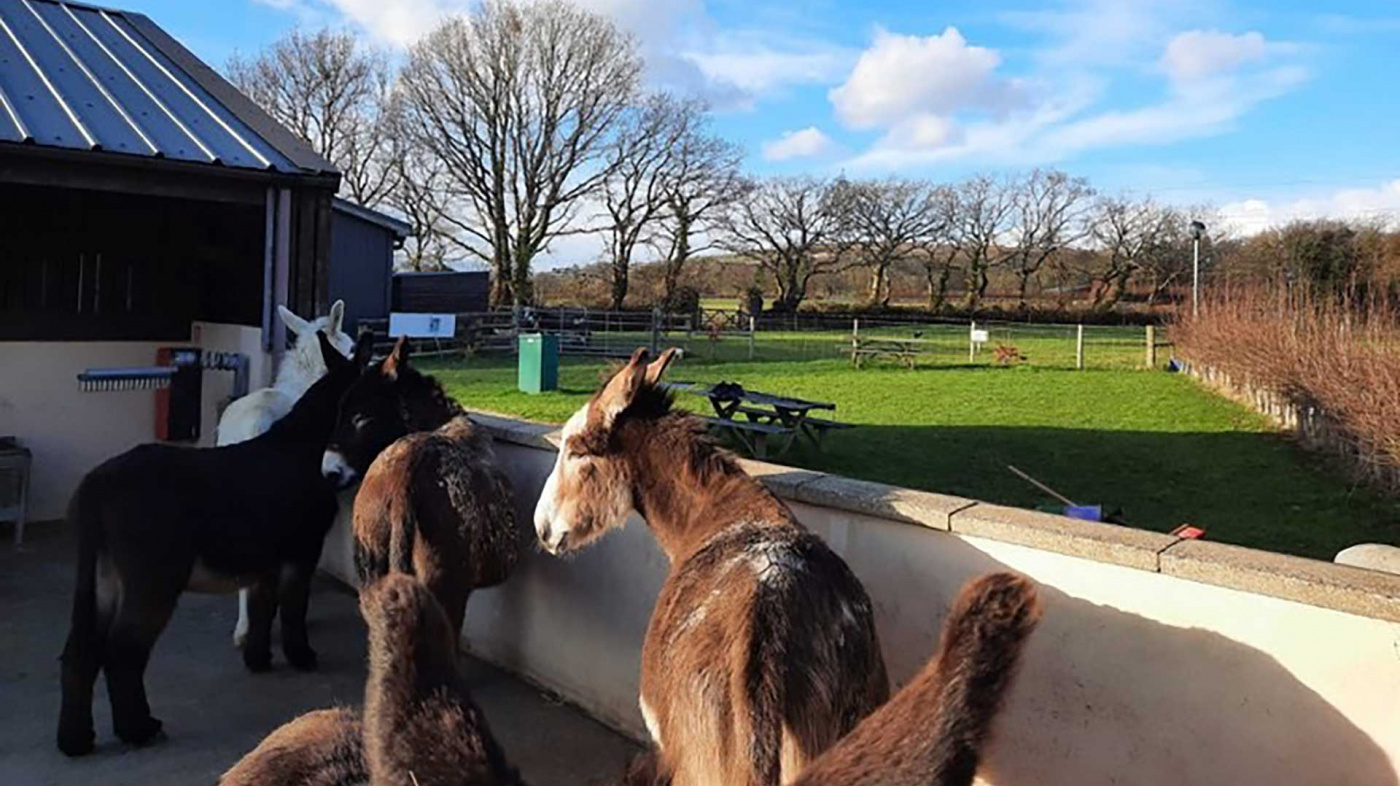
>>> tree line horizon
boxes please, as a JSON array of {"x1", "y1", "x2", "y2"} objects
[{"x1": 228, "y1": 0, "x2": 1400, "y2": 316}]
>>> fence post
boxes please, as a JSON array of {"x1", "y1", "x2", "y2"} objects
[
  {"x1": 749, "y1": 315, "x2": 756, "y2": 360},
  {"x1": 969, "y1": 320, "x2": 977, "y2": 363},
  {"x1": 650, "y1": 307, "x2": 661, "y2": 354},
  {"x1": 852, "y1": 318, "x2": 860, "y2": 364},
  {"x1": 1075, "y1": 324, "x2": 1085, "y2": 370},
  {"x1": 1146, "y1": 324, "x2": 1156, "y2": 368}
]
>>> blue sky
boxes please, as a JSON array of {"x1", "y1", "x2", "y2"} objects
[{"x1": 122, "y1": 0, "x2": 1400, "y2": 233}]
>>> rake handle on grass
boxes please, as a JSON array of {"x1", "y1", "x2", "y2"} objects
[{"x1": 1007, "y1": 465, "x2": 1077, "y2": 507}]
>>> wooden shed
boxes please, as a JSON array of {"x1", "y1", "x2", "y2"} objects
[
  {"x1": 329, "y1": 198, "x2": 410, "y2": 332},
  {"x1": 0, "y1": 0, "x2": 340, "y2": 521}
]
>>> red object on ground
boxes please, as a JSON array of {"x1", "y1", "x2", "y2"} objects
[{"x1": 1171, "y1": 524, "x2": 1207, "y2": 540}]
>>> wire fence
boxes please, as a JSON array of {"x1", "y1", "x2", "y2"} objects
[{"x1": 361, "y1": 307, "x2": 1169, "y2": 371}]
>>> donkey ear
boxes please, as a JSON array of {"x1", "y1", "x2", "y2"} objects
[
  {"x1": 645, "y1": 347, "x2": 681, "y2": 385},
  {"x1": 352, "y1": 332, "x2": 374, "y2": 368},
  {"x1": 278, "y1": 304, "x2": 310, "y2": 336},
  {"x1": 382, "y1": 336, "x2": 411, "y2": 381},
  {"x1": 591, "y1": 348, "x2": 649, "y2": 431},
  {"x1": 327, "y1": 300, "x2": 345, "y2": 334}
]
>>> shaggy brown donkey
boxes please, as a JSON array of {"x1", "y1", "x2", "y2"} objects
[
  {"x1": 322, "y1": 337, "x2": 518, "y2": 638},
  {"x1": 224, "y1": 572, "x2": 1038, "y2": 786},
  {"x1": 218, "y1": 574, "x2": 519, "y2": 786},
  {"x1": 57, "y1": 332, "x2": 373, "y2": 757},
  {"x1": 534, "y1": 348, "x2": 890, "y2": 786},
  {"x1": 218, "y1": 708, "x2": 367, "y2": 786},
  {"x1": 619, "y1": 572, "x2": 1042, "y2": 786}
]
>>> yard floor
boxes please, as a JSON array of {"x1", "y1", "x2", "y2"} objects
[
  {"x1": 0, "y1": 525, "x2": 638, "y2": 786},
  {"x1": 426, "y1": 355, "x2": 1399, "y2": 560}
]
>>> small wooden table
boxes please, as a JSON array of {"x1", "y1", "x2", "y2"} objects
[{"x1": 670, "y1": 383, "x2": 853, "y2": 458}]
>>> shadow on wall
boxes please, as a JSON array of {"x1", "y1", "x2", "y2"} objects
[
  {"x1": 776, "y1": 425, "x2": 1399, "y2": 560},
  {"x1": 475, "y1": 447, "x2": 1398, "y2": 786}
]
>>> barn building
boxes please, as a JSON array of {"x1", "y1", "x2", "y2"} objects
[{"x1": 0, "y1": 0, "x2": 401, "y2": 524}]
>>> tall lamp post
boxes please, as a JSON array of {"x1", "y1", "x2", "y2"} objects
[{"x1": 1190, "y1": 220, "x2": 1206, "y2": 318}]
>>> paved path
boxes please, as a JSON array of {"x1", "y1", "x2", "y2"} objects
[{"x1": 0, "y1": 524, "x2": 639, "y2": 785}]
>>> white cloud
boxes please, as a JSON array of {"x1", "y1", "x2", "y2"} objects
[
  {"x1": 1162, "y1": 30, "x2": 1267, "y2": 82},
  {"x1": 762, "y1": 127, "x2": 835, "y2": 161},
  {"x1": 828, "y1": 27, "x2": 1008, "y2": 129},
  {"x1": 1220, "y1": 180, "x2": 1400, "y2": 235},
  {"x1": 686, "y1": 41, "x2": 853, "y2": 98}
]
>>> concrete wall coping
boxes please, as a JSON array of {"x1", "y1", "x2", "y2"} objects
[{"x1": 471, "y1": 411, "x2": 1400, "y2": 623}]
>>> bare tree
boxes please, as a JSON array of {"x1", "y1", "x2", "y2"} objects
[
  {"x1": 949, "y1": 174, "x2": 1017, "y2": 310},
  {"x1": 1084, "y1": 195, "x2": 1178, "y2": 311},
  {"x1": 599, "y1": 94, "x2": 693, "y2": 310},
  {"x1": 839, "y1": 177, "x2": 949, "y2": 307},
  {"x1": 228, "y1": 28, "x2": 398, "y2": 207},
  {"x1": 1005, "y1": 169, "x2": 1093, "y2": 308},
  {"x1": 916, "y1": 185, "x2": 960, "y2": 311},
  {"x1": 717, "y1": 176, "x2": 852, "y2": 313},
  {"x1": 398, "y1": 0, "x2": 642, "y2": 307},
  {"x1": 650, "y1": 114, "x2": 745, "y2": 308}
]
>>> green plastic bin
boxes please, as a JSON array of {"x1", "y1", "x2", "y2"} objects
[{"x1": 518, "y1": 333, "x2": 559, "y2": 394}]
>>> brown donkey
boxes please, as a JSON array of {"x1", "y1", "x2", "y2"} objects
[
  {"x1": 322, "y1": 338, "x2": 519, "y2": 638},
  {"x1": 218, "y1": 574, "x2": 520, "y2": 786},
  {"x1": 533, "y1": 348, "x2": 890, "y2": 786}
]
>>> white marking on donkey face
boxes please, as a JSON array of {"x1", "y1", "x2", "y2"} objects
[
  {"x1": 640, "y1": 695, "x2": 663, "y2": 750},
  {"x1": 533, "y1": 405, "x2": 633, "y2": 556},
  {"x1": 321, "y1": 449, "x2": 357, "y2": 488}
]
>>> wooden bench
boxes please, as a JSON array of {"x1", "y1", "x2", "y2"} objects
[
  {"x1": 851, "y1": 338, "x2": 922, "y2": 369},
  {"x1": 698, "y1": 416, "x2": 792, "y2": 459}
]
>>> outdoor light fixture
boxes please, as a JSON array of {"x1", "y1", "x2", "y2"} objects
[{"x1": 1190, "y1": 220, "x2": 1206, "y2": 317}]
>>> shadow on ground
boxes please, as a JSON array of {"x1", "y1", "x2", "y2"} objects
[{"x1": 768, "y1": 425, "x2": 1399, "y2": 559}]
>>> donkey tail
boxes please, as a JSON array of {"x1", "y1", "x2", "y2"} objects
[
  {"x1": 794, "y1": 572, "x2": 1042, "y2": 786},
  {"x1": 387, "y1": 493, "x2": 417, "y2": 577},
  {"x1": 65, "y1": 478, "x2": 103, "y2": 651},
  {"x1": 57, "y1": 475, "x2": 108, "y2": 755},
  {"x1": 742, "y1": 585, "x2": 789, "y2": 786}
]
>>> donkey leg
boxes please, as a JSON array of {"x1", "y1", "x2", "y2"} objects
[
  {"x1": 57, "y1": 610, "x2": 109, "y2": 756},
  {"x1": 232, "y1": 588, "x2": 250, "y2": 647},
  {"x1": 57, "y1": 553, "x2": 118, "y2": 756},
  {"x1": 278, "y1": 562, "x2": 318, "y2": 671},
  {"x1": 104, "y1": 583, "x2": 178, "y2": 747},
  {"x1": 242, "y1": 573, "x2": 279, "y2": 673}
]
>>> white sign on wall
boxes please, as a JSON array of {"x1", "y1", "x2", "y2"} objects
[{"x1": 389, "y1": 312, "x2": 456, "y2": 338}]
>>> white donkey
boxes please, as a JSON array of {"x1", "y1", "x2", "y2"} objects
[{"x1": 218, "y1": 300, "x2": 356, "y2": 646}]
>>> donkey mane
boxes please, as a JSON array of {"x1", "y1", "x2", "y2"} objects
[
  {"x1": 614, "y1": 382, "x2": 750, "y2": 490},
  {"x1": 397, "y1": 362, "x2": 467, "y2": 432}
]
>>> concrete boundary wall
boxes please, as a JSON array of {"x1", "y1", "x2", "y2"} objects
[{"x1": 319, "y1": 412, "x2": 1400, "y2": 786}]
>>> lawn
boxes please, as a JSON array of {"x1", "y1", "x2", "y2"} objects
[{"x1": 423, "y1": 354, "x2": 1398, "y2": 560}]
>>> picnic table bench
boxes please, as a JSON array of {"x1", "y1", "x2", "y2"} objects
[
  {"x1": 668, "y1": 383, "x2": 854, "y2": 458},
  {"x1": 850, "y1": 336, "x2": 932, "y2": 369}
]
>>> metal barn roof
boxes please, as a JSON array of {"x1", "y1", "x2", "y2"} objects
[{"x1": 0, "y1": 0, "x2": 336, "y2": 176}]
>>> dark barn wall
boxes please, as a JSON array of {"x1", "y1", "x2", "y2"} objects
[
  {"x1": 328, "y1": 209, "x2": 393, "y2": 330},
  {"x1": 392, "y1": 271, "x2": 490, "y2": 314},
  {"x1": 0, "y1": 182, "x2": 263, "y2": 341}
]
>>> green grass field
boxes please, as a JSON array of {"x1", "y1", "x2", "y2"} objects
[{"x1": 423, "y1": 354, "x2": 1398, "y2": 560}]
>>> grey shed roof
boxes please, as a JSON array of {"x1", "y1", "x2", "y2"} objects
[{"x1": 0, "y1": 0, "x2": 336, "y2": 176}]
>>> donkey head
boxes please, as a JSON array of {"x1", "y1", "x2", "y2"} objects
[
  {"x1": 534, "y1": 347, "x2": 680, "y2": 555},
  {"x1": 322, "y1": 337, "x2": 423, "y2": 488},
  {"x1": 278, "y1": 300, "x2": 355, "y2": 385}
]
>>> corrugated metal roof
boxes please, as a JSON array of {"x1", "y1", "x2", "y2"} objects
[{"x1": 0, "y1": 0, "x2": 335, "y2": 176}]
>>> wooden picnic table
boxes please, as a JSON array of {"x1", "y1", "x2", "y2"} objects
[{"x1": 667, "y1": 383, "x2": 853, "y2": 458}]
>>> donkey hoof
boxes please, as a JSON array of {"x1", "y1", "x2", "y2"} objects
[
  {"x1": 116, "y1": 715, "x2": 164, "y2": 747},
  {"x1": 56, "y1": 726, "x2": 95, "y2": 757},
  {"x1": 243, "y1": 649, "x2": 274, "y2": 673},
  {"x1": 285, "y1": 645, "x2": 319, "y2": 672}
]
